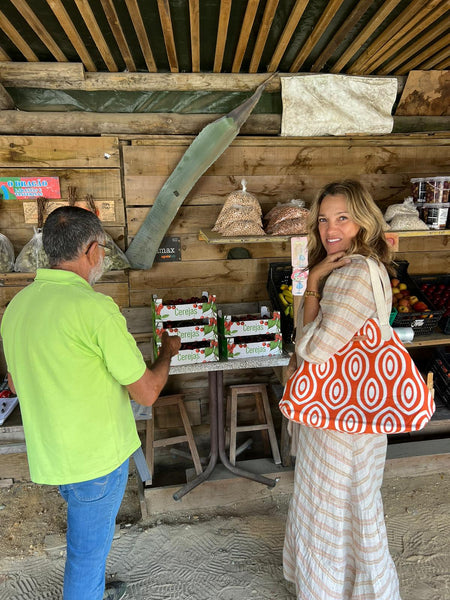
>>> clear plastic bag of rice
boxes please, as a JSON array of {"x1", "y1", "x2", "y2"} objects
[
  {"x1": 14, "y1": 228, "x2": 50, "y2": 272},
  {"x1": 389, "y1": 214, "x2": 429, "y2": 231},
  {"x1": 384, "y1": 197, "x2": 418, "y2": 222},
  {"x1": 222, "y1": 179, "x2": 262, "y2": 213},
  {"x1": 213, "y1": 179, "x2": 264, "y2": 234},
  {"x1": 102, "y1": 232, "x2": 130, "y2": 271},
  {"x1": 213, "y1": 204, "x2": 262, "y2": 232},
  {"x1": 0, "y1": 233, "x2": 15, "y2": 272},
  {"x1": 267, "y1": 217, "x2": 308, "y2": 235},
  {"x1": 221, "y1": 220, "x2": 266, "y2": 236},
  {"x1": 265, "y1": 200, "x2": 309, "y2": 234},
  {"x1": 264, "y1": 199, "x2": 307, "y2": 228}
]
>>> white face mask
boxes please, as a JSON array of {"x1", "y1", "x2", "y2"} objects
[{"x1": 88, "y1": 254, "x2": 105, "y2": 286}]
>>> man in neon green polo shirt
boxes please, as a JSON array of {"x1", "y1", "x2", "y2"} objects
[{"x1": 1, "y1": 206, "x2": 181, "y2": 600}]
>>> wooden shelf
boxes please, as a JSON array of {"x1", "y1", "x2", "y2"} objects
[
  {"x1": 198, "y1": 228, "x2": 450, "y2": 244},
  {"x1": 405, "y1": 332, "x2": 449, "y2": 348},
  {"x1": 198, "y1": 229, "x2": 291, "y2": 244},
  {"x1": 395, "y1": 229, "x2": 450, "y2": 238}
]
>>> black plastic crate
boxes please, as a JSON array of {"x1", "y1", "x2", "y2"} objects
[
  {"x1": 267, "y1": 262, "x2": 294, "y2": 344},
  {"x1": 429, "y1": 348, "x2": 450, "y2": 408},
  {"x1": 391, "y1": 261, "x2": 444, "y2": 336},
  {"x1": 410, "y1": 274, "x2": 450, "y2": 335}
]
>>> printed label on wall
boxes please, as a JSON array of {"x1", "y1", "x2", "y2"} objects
[
  {"x1": 155, "y1": 236, "x2": 181, "y2": 262},
  {"x1": 0, "y1": 177, "x2": 61, "y2": 199}
]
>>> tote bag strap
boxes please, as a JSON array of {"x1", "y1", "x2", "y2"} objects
[{"x1": 366, "y1": 257, "x2": 392, "y2": 341}]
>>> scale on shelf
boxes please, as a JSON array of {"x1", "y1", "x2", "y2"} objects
[{"x1": 0, "y1": 396, "x2": 18, "y2": 426}]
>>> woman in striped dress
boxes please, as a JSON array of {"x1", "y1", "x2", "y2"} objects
[{"x1": 283, "y1": 180, "x2": 401, "y2": 599}]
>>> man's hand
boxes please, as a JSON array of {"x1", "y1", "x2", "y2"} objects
[
  {"x1": 160, "y1": 330, "x2": 181, "y2": 357},
  {"x1": 126, "y1": 331, "x2": 181, "y2": 407}
]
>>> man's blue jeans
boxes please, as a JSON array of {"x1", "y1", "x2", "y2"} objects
[{"x1": 58, "y1": 459, "x2": 129, "y2": 600}]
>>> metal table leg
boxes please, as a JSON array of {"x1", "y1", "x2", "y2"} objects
[
  {"x1": 173, "y1": 371, "x2": 219, "y2": 500},
  {"x1": 173, "y1": 369, "x2": 276, "y2": 500}
]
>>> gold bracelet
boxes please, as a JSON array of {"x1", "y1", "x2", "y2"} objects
[{"x1": 304, "y1": 290, "x2": 321, "y2": 299}]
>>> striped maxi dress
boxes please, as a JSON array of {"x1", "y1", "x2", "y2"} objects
[{"x1": 283, "y1": 256, "x2": 401, "y2": 599}]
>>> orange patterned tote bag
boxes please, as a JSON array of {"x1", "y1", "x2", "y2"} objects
[{"x1": 279, "y1": 259, "x2": 435, "y2": 434}]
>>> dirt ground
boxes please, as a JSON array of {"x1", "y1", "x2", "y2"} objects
[{"x1": 1, "y1": 468, "x2": 450, "y2": 599}]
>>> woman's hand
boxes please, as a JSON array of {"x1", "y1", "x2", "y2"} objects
[{"x1": 307, "y1": 251, "x2": 351, "y2": 292}]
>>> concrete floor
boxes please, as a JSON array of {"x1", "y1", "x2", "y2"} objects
[{"x1": 1, "y1": 471, "x2": 450, "y2": 600}]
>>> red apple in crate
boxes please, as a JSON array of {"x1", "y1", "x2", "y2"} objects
[{"x1": 412, "y1": 301, "x2": 428, "y2": 311}]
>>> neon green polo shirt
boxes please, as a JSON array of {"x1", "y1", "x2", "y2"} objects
[{"x1": 1, "y1": 269, "x2": 146, "y2": 485}]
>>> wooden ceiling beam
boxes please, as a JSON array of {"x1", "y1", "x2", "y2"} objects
[
  {"x1": 213, "y1": 0, "x2": 232, "y2": 73},
  {"x1": 0, "y1": 63, "x2": 407, "y2": 93},
  {"x1": 311, "y1": 0, "x2": 374, "y2": 72},
  {"x1": 46, "y1": 0, "x2": 97, "y2": 71},
  {"x1": 0, "y1": 47, "x2": 11, "y2": 61},
  {"x1": 393, "y1": 32, "x2": 450, "y2": 75},
  {"x1": 124, "y1": 0, "x2": 156, "y2": 72},
  {"x1": 290, "y1": 0, "x2": 346, "y2": 73},
  {"x1": 189, "y1": 0, "x2": 200, "y2": 72},
  {"x1": 379, "y1": 17, "x2": 449, "y2": 74},
  {"x1": 330, "y1": 0, "x2": 402, "y2": 73},
  {"x1": 267, "y1": 0, "x2": 309, "y2": 72},
  {"x1": 99, "y1": 0, "x2": 136, "y2": 72},
  {"x1": 0, "y1": 61, "x2": 85, "y2": 84},
  {"x1": 418, "y1": 47, "x2": 450, "y2": 70},
  {"x1": 231, "y1": 0, "x2": 259, "y2": 73},
  {"x1": 0, "y1": 110, "x2": 281, "y2": 135},
  {"x1": 73, "y1": 0, "x2": 117, "y2": 71},
  {"x1": 11, "y1": 0, "x2": 67, "y2": 62},
  {"x1": 157, "y1": 0, "x2": 179, "y2": 73},
  {"x1": 0, "y1": 9, "x2": 38, "y2": 62},
  {"x1": 0, "y1": 83, "x2": 14, "y2": 109},
  {"x1": 249, "y1": 0, "x2": 279, "y2": 73},
  {"x1": 349, "y1": 0, "x2": 440, "y2": 74},
  {"x1": 433, "y1": 57, "x2": 450, "y2": 70},
  {"x1": 360, "y1": 1, "x2": 448, "y2": 74}
]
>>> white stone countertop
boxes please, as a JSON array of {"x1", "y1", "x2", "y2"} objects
[{"x1": 169, "y1": 351, "x2": 291, "y2": 375}]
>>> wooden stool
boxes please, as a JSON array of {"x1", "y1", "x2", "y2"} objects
[
  {"x1": 145, "y1": 394, "x2": 203, "y2": 484},
  {"x1": 227, "y1": 384, "x2": 281, "y2": 466}
]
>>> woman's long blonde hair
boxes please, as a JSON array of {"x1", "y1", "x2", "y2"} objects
[{"x1": 307, "y1": 180, "x2": 393, "y2": 272}]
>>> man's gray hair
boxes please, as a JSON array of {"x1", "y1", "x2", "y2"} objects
[{"x1": 43, "y1": 206, "x2": 104, "y2": 267}]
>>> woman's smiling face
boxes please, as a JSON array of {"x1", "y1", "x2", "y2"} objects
[{"x1": 318, "y1": 194, "x2": 360, "y2": 255}]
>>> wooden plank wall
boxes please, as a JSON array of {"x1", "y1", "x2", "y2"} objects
[
  {"x1": 122, "y1": 133, "x2": 450, "y2": 450},
  {"x1": 124, "y1": 134, "x2": 450, "y2": 312},
  {"x1": 0, "y1": 136, "x2": 129, "y2": 310},
  {"x1": 0, "y1": 133, "x2": 449, "y2": 477}
]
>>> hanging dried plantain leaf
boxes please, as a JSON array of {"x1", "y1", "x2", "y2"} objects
[{"x1": 125, "y1": 74, "x2": 277, "y2": 269}]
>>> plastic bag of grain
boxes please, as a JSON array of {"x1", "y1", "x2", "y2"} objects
[
  {"x1": 213, "y1": 204, "x2": 262, "y2": 232},
  {"x1": 389, "y1": 214, "x2": 429, "y2": 231},
  {"x1": 267, "y1": 218, "x2": 309, "y2": 235},
  {"x1": 264, "y1": 199, "x2": 309, "y2": 234},
  {"x1": 221, "y1": 220, "x2": 265, "y2": 236},
  {"x1": 0, "y1": 233, "x2": 14, "y2": 272},
  {"x1": 384, "y1": 197, "x2": 418, "y2": 222},
  {"x1": 14, "y1": 227, "x2": 50, "y2": 272},
  {"x1": 102, "y1": 232, "x2": 130, "y2": 271},
  {"x1": 14, "y1": 197, "x2": 50, "y2": 272},
  {"x1": 212, "y1": 179, "x2": 263, "y2": 234}
]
